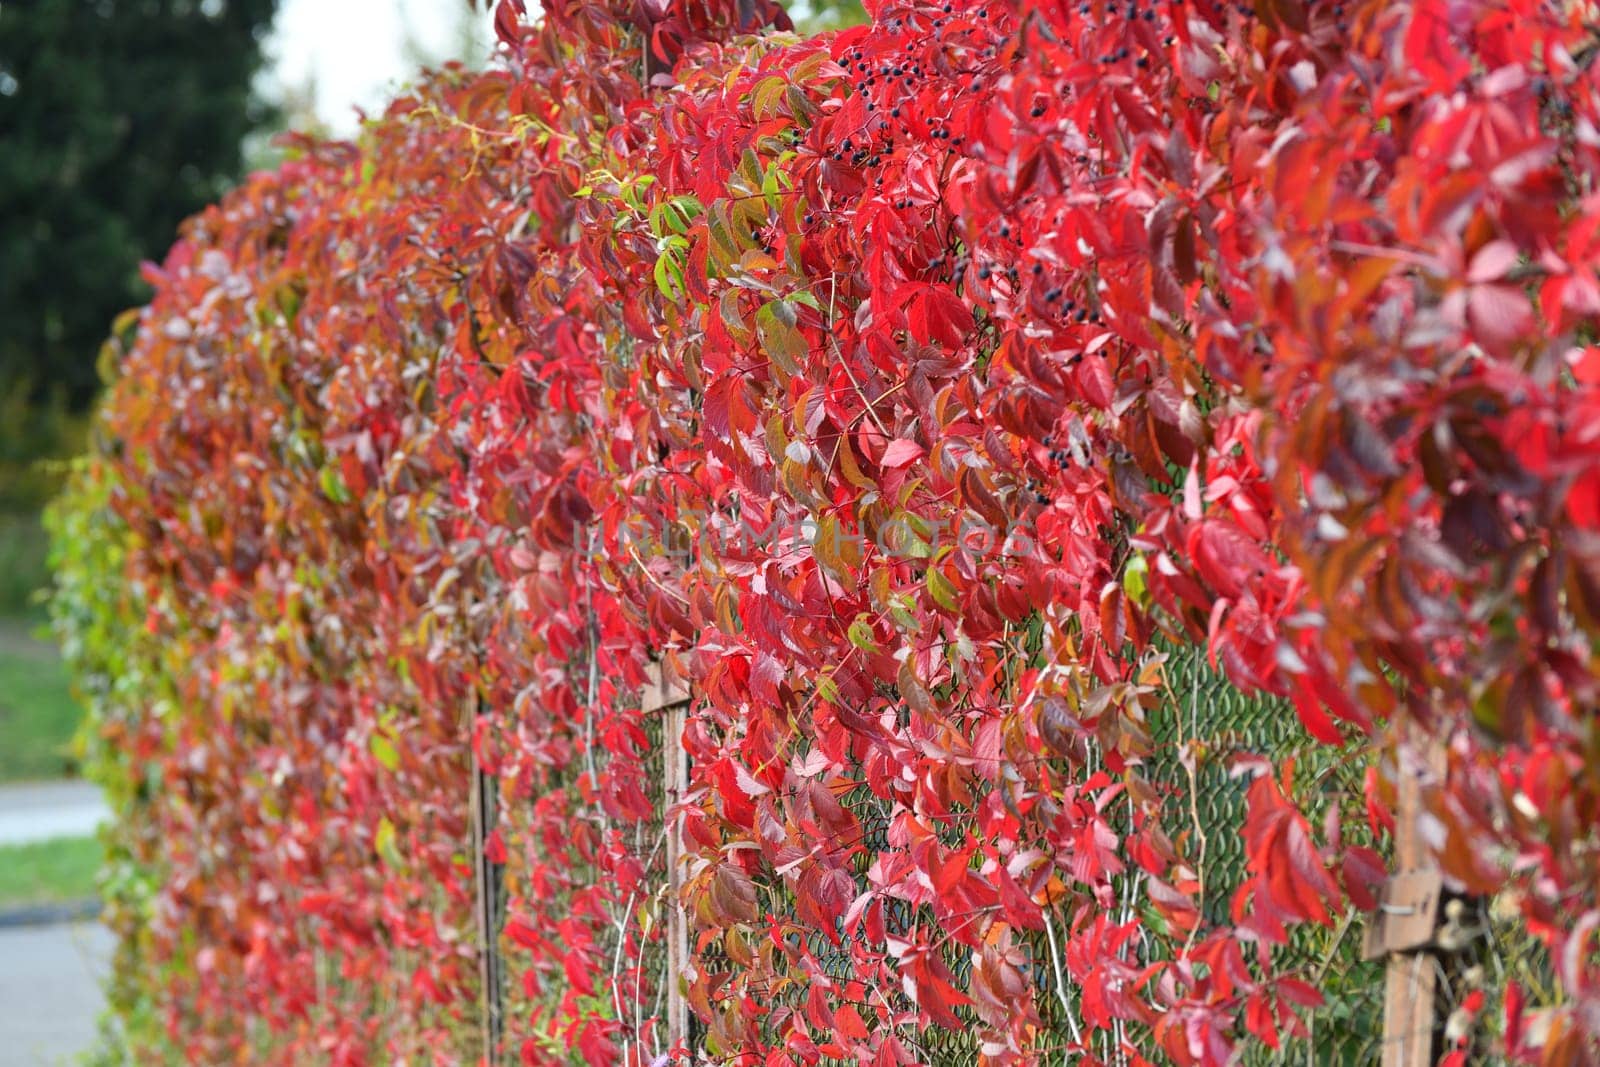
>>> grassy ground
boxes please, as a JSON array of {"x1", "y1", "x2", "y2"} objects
[
  {"x1": 0, "y1": 835, "x2": 100, "y2": 907},
  {"x1": 0, "y1": 619, "x2": 81, "y2": 783},
  {"x1": 0, "y1": 505, "x2": 84, "y2": 782},
  {"x1": 0, "y1": 512, "x2": 52, "y2": 618}
]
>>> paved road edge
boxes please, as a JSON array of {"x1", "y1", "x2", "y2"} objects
[{"x1": 0, "y1": 898, "x2": 101, "y2": 929}]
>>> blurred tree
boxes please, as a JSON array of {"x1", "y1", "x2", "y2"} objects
[
  {"x1": 0, "y1": 0, "x2": 279, "y2": 408},
  {"x1": 398, "y1": 0, "x2": 492, "y2": 72},
  {"x1": 792, "y1": 0, "x2": 866, "y2": 30}
]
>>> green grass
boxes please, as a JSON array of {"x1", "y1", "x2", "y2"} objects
[
  {"x1": 0, "y1": 835, "x2": 101, "y2": 907},
  {"x1": 0, "y1": 620, "x2": 83, "y2": 782},
  {"x1": 0, "y1": 512, "x2": 52, "y2": 619}
]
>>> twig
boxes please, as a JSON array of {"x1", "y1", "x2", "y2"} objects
[
  {"x1": 825, "y1": 273, "x2": 892, "y2": 437},
  {"x1": 1182, "y1": 658, "x2": 1208, "y2": 959},
  {"x1": 583, "y1": 526, "x2": 606, "y2": 833},
  {"x1": 1311, "y1": 907, "x2": 1358, "y2": 986},
  {"x1": 1042, "y1": 904, "x2": 1085, "y2": 1051},
  {"x1": 627, "y1": 541, "x2": 691, "y2": 605}
]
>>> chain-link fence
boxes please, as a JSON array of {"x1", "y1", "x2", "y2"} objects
[
  {"x1": 1150, "y1": 642, "x2": 1386, "y2": 1065},
  {"x1": 669, "y1": 640, "x2": 1390, "y2": 1065},
  {"x1": 1149, "y1": 643, "x2": 1559, "y2": 1067},
  {"x1": 504, "y1": 638, "x2": 1559, "y2": 1064}
]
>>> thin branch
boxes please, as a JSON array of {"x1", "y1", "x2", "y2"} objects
[{"x1": 1042, "y1": 904, "x2": 1086, "y2": 1051}]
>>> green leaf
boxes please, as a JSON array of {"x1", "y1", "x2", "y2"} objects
[
  {"x1": 374, "y1": 816, "x2": 400, "y2": 866},
  {"x1": 816, "y1": 673, "x2": 841, "y2": 704},
  {"x1": 369, "y1": 732, "x2": 399, "y2": 772},
  {"x1": 1123, "y1": 553, "x2": 1150, "y2": 607},
  {"x1": 755, "y1": 299, "x2": 806, "y2": 378},
  {"x1": 707, "y1": 204, "x2": 740, "y2": 274},
  {"x1": 750, "y1": 75, "x2": 789, "y2": 120},
  {"x1": 847, "y1": 617, "x2": 878, "y2": 651},
  {"x1": 319, "y1": 467, "x2": 351, "y2": 505},
  {"x1": 653, "y1": 253, "x2": 682, "y2": 303},
  {"x1": 762, "y1": 163, "x2": 782, "y2": 211}
]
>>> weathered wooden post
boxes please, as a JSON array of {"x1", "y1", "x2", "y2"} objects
[
  {"x1": 642, "y1": 660, "x2": 692, "y2": 1050},
  {"x1": 1362, "y1": 730, "x2": 1449, "y2": 1066},
  {"x1": 471, "y1": 692, "x2": 505, "y2": 1065}
]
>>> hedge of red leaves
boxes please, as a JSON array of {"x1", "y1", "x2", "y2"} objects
[{"x1": 54, "y1": 0, "x2": 1600, "y2": 1061}]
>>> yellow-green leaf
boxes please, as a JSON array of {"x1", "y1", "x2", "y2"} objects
[
  {"x1": 847, "y1": 617, "x2": 878, "y2": 651},
  {"x1": 370, "y1": 732, "x2": 400, "y2": 772},
  {"x1": 756, "y1": 299, "x2": 805, "y2": 378},
  {"x1": 375, "y1": 816, "x2": 401, "y2": 867}
]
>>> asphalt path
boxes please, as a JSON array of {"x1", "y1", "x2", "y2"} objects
[
  {"x1": 0, "y1": 781, "x2": 113, "y2": 1063},
  {"x1": 0, "y1": 921, "x2": 112, "y2": 1064},
  {"x1": 0, "y1": 781, "x2": 107, "y2": 846}
]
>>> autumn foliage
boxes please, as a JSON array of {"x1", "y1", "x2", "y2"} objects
[{"x1": 49, "y1": 0, "x2": 1600, "y2": 1061}]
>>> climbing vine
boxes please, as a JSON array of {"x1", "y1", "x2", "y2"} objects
[{"x1": 49, "y1": 0, "x2": 1600, "y2": 1062}]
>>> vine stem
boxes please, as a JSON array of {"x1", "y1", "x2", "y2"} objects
[
  {"x1": 627, "y1": 541, "x2": 691, "y2": 605},
  {"x1": 611, "y1": 888, "x2": 639, "y2": 1041},
  {"x1": 825, "y1": 273, "x2": 892, "y2": 438},
  {"x1": 1182, "y1": 654, "x2": 1208, "y2": 960},
  {"x1": 583, "y1": 525, "x2": 606, "y2": 838},
  {"x1": 1042, "y1": 903, "x2": 1085, "y2": 1052}
]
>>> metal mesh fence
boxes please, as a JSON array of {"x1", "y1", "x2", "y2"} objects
[
  {"x1": 685, "y1": 641, "x2": 1389, "y2": 1065},
  {"x1": 569, "y1": 640, "x2": 1560, "y2": 1063},
  {"x1": 1149, "y1": 641, "x2": 1387, "y2": 1066},
  {"x1": 492, "y1": 673, "x2": 678, "y2": 1063},
  {"x1": 1149, "y1": 643, "x2": 1561, "y2": 1066}
]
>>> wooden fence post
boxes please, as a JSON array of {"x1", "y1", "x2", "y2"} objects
[
  {"x1": 642, "y1": 662, "x2": 692, "y2": 1051},
  {"x1": 471, "y1": 693, "x2": 505, "y2": 1065},
  {"x1": 1362, "y1": 728, "x2": 1449, "y2": 1067}
]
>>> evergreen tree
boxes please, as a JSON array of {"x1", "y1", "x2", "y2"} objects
[{"x1": 0, "y1": 0, "x2": 279, "y2": 406}]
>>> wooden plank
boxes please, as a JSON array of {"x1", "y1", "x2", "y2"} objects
[
  {"x1": 1383, "y1": 951, "x2": 1437, "y2": 1067},
  {"x1": 1362, "y1": 870, "x2": 1443, "y2": 960},
  {"x1": 1377, "y1": 729, "x2": 1448, "y2": 1067},
  {"x1": 641, "y1": 659, "x2": 691, "y2": 713},
  {"x1": 1390, "y1": 735, "x2": 1436, "y2": 871},
  {"x1": 645, "y1": 659, "x2": 693, "y2": 1050},
  {"x1": 471, "y1": 698, "x2": 504, "y2": 1066},
  {"x1": 663, "y1": 695, "x2": 690, "y2": 1050}
]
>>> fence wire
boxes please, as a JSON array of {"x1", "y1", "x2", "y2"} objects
[
  {"x1": 1150, "y1": 642, "x2": 1386, "y2": 1066},
  {"x1": 686, "y1": 641, "x2": 1385, "y2": 1065},
  {"x1": 597, "y1": 639, "x2": 1559, "y2": 1063},
  {"x1": 1150, "y1": 643, "x2": 1559, "y2": 1067}
]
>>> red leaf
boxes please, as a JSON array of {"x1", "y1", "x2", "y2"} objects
[
  {"x1": 493, "y1": 0, "x2": 526, "y2": 44},
  {"x1": 1569, "y1": 469, "x2": 1600, "y2": 529},
  {"x1": 1275, "y1": 978, "x2": 1323, "y2": 1012},
  {"x1": 1245, "y1": 992, "x2": 1279, "y2": 1049},
  {"x1": 910, "y1": 950, "x2": 971, "y2": 1030},
  {"x1": 1288, "y1": 681, "x2": 1346, "y2": 745},
  {"x1": 563, "y1": 951, "x2": 597, "y2": 997},
  {"x1": 1340, "y1": 846, "x2": 1388, "y2": 912},
  {"x1": 1505, "y1": 981, "x2": 1526, "y2": 1051},
  {"x1": 505, "y1": 917, "x2": 541, "y2": 952},
  {"x1": 1246, "y1": 776, "x2": 1339, "y2": 926},
  {"x1": 1467, "y1": 240, "x2": 1520, "y2": 283},
  {"x1": 1468, "y1": 284, "x2": 1532, "y2": 349},
  {"x1": 881, "y1": 438, "x2": 925, "y2": 469}
]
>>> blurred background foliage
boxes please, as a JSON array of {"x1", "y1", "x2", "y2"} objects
[
  {"x1": 0, "y1": 385, "x2": 86, "y2": 618},
  {"x1": 793, "y1": 0, "x2": 867, "y2": 30},
  {"x1": 0, "y1": 0, "x2": 280, "y2": 410},
  {"x1": 0, "y1": 0, "x2": 838, "y2": 784},
  {"x1": 0, "y1": 386, "x2": 88, "y2": 780},
  {"x1": 0, "y1": 0, "x2": 279, "y2": 786}
]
